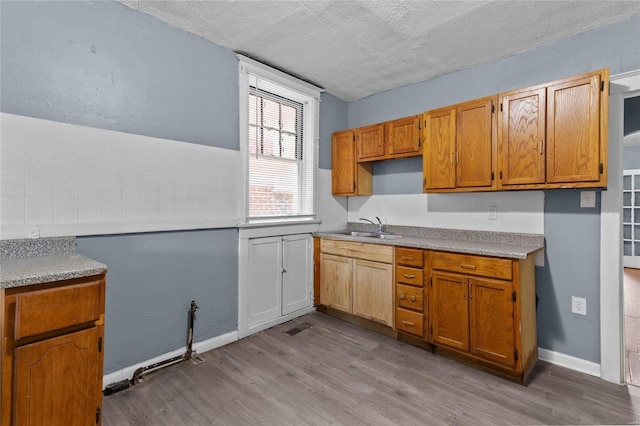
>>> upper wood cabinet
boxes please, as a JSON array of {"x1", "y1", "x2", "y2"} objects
[
  {"x1": 423, "y1": 107, "x2": 456, "y2": 190},
  {"x1": 498, "y1": 69, "x2": 609, "y2": 190},
  {"x1": 332, "y1": 68, "x2": 609, "y2": 195},
  {"x1": 498, "y1": 87, "x2": 546, "y2": 187},
  {"x1": 423, "y1": 96, "x2": 497, "y2": 193},
  {"x1": 332, "y1": 129, "x2": 372, "y2": 196},
  {"x1": 456, "y1": 97, "x2": 496, "y2": 188},
  {"x1": 546, "y1": 72, "x2": 604, "y2": 185},
  {"x1": 356, "y1": 123, "x2": 386, "y2": 161},
  {"x1": 388, "y1": 115, "x2": 421, "y2": 156},
  {"x1": 355, "y1": 115, "x2": 421, "y2": 162}
]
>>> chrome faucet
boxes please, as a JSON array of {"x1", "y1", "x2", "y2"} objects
[{"x1": 359, "y1": 217, "x2": 383, "y2": 233}]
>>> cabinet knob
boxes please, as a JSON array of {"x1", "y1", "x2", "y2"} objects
[
  {"x1": 410, "y1": 296, "x2": 416, "y2": 302},
  {"x1": 399, "y1": 293, "x2": 405, "y2": 300}
]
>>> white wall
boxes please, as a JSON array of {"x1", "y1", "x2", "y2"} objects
[
  {"x1": 0, "y1": 113, "x2": 242, "y2": 239},
  {"x1": 347, "y1": 192, "x2": 545, "y2": 235}
]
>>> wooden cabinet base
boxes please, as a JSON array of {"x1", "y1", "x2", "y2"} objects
[
  {"x1": 1, "y1": 274, "x2": 106, "y2": 426},
  {"x1": 433, "y1": 344, "x2": 538, "y2": 385}
]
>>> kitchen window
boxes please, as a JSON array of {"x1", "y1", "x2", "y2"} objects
[{"x1": 238, "y1": 55, "x2": 322, "y2": 222}]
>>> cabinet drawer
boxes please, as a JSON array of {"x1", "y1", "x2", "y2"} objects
[
  {"x1": 396, "y1": 308, "x2": 424, "y2": 337},
  {"x1": 321, "y1": 239, "x2": 393, "y2": 263},
  {"x1": 15, "y1": 279, "x2": 102, "y2": 340},
  {"x1": 396, "y1": 266, "x2": 424, "y2": 286},
  {"x1": 431, "y1": 252, "x2": 512, "y2": 280},
  {"x1": 395, "y1": 247, "x2": 423, "y2": 268},
  {"x1": 396, "y1": 284, "x2": 424, "y2": 312}
]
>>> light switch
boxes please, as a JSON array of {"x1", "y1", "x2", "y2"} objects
[{"x1": 580, "y1": 191, "x2": 596, "y2": 208}]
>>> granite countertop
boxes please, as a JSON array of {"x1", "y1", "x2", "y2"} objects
[
  {"x1": 316, "y1": 224, "x2": 544, "y2": 259},
  {"x1": 0, "y1": 237, "x2": 107, "y2": 289}
]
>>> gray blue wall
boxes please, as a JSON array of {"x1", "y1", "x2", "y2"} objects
[
  {"x1": 0, "y1": 0, "x2": 347, "y2": 375},
  {"x1": 76, "y1": 230, "x2": 238, "y2": 373},
  {"x1": 319, "y1": 92, "x2": 348, "y2": 170},
  {"x1": 0, "y1": 0, "x2": 239, "y2": 150},
  {"x1": 346, "y1": 15, "x2": 640, "y2": 363}
]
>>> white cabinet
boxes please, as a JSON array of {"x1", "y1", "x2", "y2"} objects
[
  {"x1": 282, "y1": 234, "x2": 314, "y2": 315},
  {"x1": 245, "y1": 233, "x2": 313, "y2": 331}
]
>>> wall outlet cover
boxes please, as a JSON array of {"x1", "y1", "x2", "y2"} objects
[
  {"x1": 580, "y1": 191, "x2": 596, "y2": 208},
  {"x1": 488, "y1": 206, "x2": 498, "y2": 220},
  {"x1": 572, "y1": 296, "x2": 587, "y2": 316}
]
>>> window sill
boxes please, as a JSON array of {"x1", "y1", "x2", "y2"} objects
[{"x1": 238, "y1": 219, "x2": 321, "y2": 239}]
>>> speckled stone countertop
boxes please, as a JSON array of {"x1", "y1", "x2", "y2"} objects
[
  {"x1": 316, "y1": 224, "x2": 544, "y2": 259},
  {"x1": 0, "y1": 237, "x2": 107, "y2": 289}
]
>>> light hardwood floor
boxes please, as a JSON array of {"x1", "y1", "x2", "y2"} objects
[
  {"x1": 625, "y1": 267, "x2": 640, "y2": 387},
  {"x1": 103, "y1": 312, "x2": 640, "y2": 425}
]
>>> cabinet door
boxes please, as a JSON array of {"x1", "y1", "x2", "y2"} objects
[
  {"x1": 332, "y1": 129, "x2": 357, "y2": 195},
  {"x1": 423, "y1": 108, "x2": 456, "y2": 190},
  {"x1": 356, "y1": 124, "x2": 385, "y2": 161},
  {"x1": 499, "y1": 88, "x2": 546, "y2": 186},
  {"x1": 469, "y1": 278, "x2": 515, "y2": 366},
  {"x1": 456, "y1": 97, "x2": 495, "y2": 188},
  {"x1": 430, "y1": 272, "x2": 469, "y2": 351},
  {"x1": 14, "y1": 327, "x2": 101, "y2": 426},
  {"x1": 388, "y1": 115, "x2": 420, "y2": 156},
  {"x1": 353, "y1": 259, "x2": 393, "y2": 326},
  {"x1": 282, "y1": 234, "x2": 312, "y2": 315},
  {"x1": 247, "y1": 236, "x2": 282, "y2": 327},
  {"x1": 319, "y1": 253, "x2": 352, "y2": 313},
  {"x1": 547, "y1": 74, "x2": 601, "y2": 184}
]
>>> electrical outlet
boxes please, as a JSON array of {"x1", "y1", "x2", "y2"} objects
[
  {"x1": 580, "y1": 191, "x2": 596, "y2": 208},
  {"x1": 27, "y1": 228, "x2": 40, "y2": 239},
  {"x1": 572, "y1": 296, "x2": 587, "y2": 316},
  {"x1": 488, "y1": 206, "x2": 498, "y2": 220}
]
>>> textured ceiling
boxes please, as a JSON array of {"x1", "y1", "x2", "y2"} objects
[{"x1": 118, "y1": 1, "x2": 640, "y2": 102}]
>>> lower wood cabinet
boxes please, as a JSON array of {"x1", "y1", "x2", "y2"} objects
[
  {"x1": 1, "y1": 274, "x2": 106, "y2": 426},
  {"x1": 394, "y1": 247, "x2": 427, "y2": 338},
  {"x1": 430, "y1": 251, "x2": 536, "y2": 383},
  {"x1": 352, "y1": 259, "x2": 393, "y2": 325},
  {"x1": 318, "y1": 239, "x2": 393, "y2": 327},
  {"x1": 317, "y1": 239, "x2": 537, "y2": 384}
]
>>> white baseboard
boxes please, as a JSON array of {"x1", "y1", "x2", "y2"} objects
[
  {"x1": 238, "y1": 306, "x2": 316, "y2": 339},
  {"x1": 538, "y1": 347, "x2": 601, "y2": 377},
  {"x1": 102, "y1": 330, "x2": 239, "y2": 389}
]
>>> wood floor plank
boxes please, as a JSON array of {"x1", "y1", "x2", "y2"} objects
[{"x1": 103, "y1": 311, "x2": 640, "y2": 425}]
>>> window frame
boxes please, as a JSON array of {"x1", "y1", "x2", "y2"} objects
[{"x1": 238, "y1": 54, "x2": 322, "y2": 224}]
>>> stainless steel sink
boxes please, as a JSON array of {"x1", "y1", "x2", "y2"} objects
[
  {"x1": 334, "y1": 231, "x2": 402, "y2": 240},
  {"x1": 369, "y1": 234, "x2": 403, "y2": 240}
]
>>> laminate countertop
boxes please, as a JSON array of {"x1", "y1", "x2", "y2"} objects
[
  {"x1": 316, "y1": 225, "x2": 544, "y2": 259},
  {"x1": 0, "y1": 237, "x2": 107, "y2": 289}
]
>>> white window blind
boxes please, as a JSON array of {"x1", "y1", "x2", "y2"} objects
[{"x1": 239, "y1": 55, "x2": 321, "y2": 222}]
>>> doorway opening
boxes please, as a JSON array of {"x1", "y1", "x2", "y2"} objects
[{"x1": 622, "y1": 95, "x2": 640, "y2": 386}]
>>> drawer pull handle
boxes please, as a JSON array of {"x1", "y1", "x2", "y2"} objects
[
  {"x1": 399, "y1": 294, "x2": 405, "y2": 300},
  {"x1": 401, "y1": 320, "x2": 415, "y2": 327},
  {"x1": 403, "y1": 274, "x2": 416, "y2": 279},
  {"x1": 401, "y1": 256, "x2": 416, "y2": 261},
  {"x1": 460, "y1": 264, "x2": 477, "y2": 270},
  {"x1": 410, "y1": 296, "x2": 416, "y2": 302}
]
